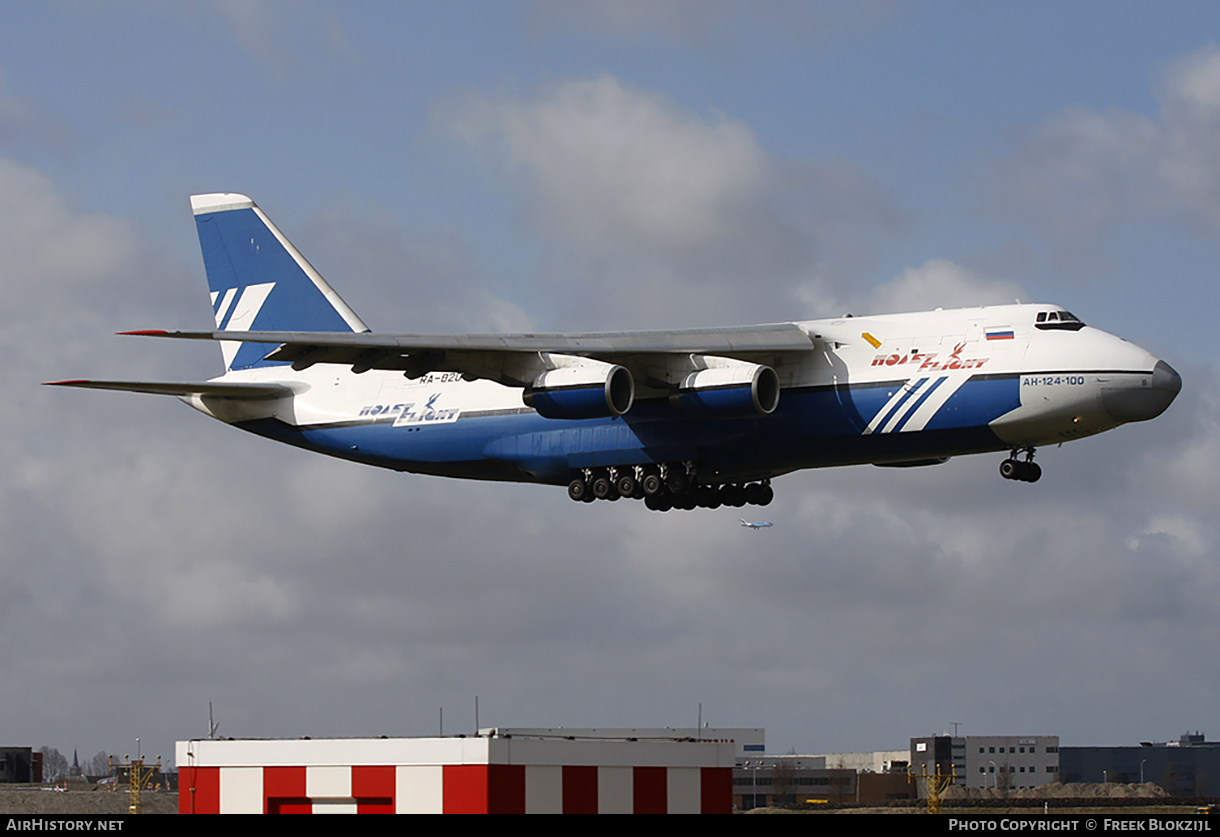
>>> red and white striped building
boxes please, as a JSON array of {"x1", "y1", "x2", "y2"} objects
[{"x1": 177, "y1": 733, "x2": 736, "y2": 814}]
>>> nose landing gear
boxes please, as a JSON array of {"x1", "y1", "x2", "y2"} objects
[{"x1": 1000, "y1": 448, "x2": 1041, "y2": 483}]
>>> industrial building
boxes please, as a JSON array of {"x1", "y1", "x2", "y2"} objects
[
  {"x1": 1059, "y1": 732, "x2": 1220, "y2": 795},
  {"x1": 176, "y1": 729, "x2": 736, "y2": 814},
  {"x1": 0, "y1": 748, "x2": 37, "y2": 784},
  {"x1": 734, "y1": 750, "x2": 912, "y2": 808},
  {"x1": 169, "y1": 724, "x2": 1220, "y2": 812},
  {"x1": 909, "y1": 735, "x2": 1060, "y2": 790}
]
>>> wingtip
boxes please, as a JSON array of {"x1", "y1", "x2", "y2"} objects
[{"x1": 118, "y1": 330, "x2": 169, "y2": 336}]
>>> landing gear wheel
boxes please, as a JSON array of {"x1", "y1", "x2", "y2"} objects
[
  {"x1": 642, "y1": 473, "x2": 662, "y2": 496},
  {"x1": 1001, "y1": 449, "x2": 1042, "y2": 482},
  {"x1": 615, "y1": 475, "x2": 637, "y2": 497},
  {"x1": 592, "y1": 476, "x2": 613, "y2": 499},
  {"x1": 646, "y1": 492, "x2": 673, "y2": 512},
  {"x1": 567, "y1": 479, "x2": 588, "y2": 501}
]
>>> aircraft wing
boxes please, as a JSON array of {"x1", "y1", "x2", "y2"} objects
[
  {"x1": 43, "y1": 380, "x2": 298, "y2": 399},
  {"x1": 121, "y1": 324, "x2": 819, "y2": 386}
]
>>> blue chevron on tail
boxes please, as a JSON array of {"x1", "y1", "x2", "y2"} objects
[{"x1": 191, "y1": 193, "x2": 369, "y2": 371}]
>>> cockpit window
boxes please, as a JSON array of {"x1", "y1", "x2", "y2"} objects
[{"x1": 1035, "y1": 310, "x2": 1085, "y2": 331}]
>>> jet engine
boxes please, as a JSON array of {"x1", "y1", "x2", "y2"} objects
[
  {"x1": 523, "y1": 361, "x2": 635, "y2": 419},
  {"x1": 669, "y1": 362, "x2": 780, "y2": 417}
]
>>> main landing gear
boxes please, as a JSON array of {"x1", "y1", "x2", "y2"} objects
[
  {"x1": 1000, "y1": 447, "x2": 1041, "y2": 483},
  {"x1": 566, "y1": 463, "x2": 774, "y2": 512}
]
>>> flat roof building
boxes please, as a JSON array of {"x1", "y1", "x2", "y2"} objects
[
  {"x1": 1060, "y1": 731, "x2": 1220, "y2": 795},
  {"x1": 911, "y1": 735, "x2": 1060, "y2": 791},
  {"x1": 177, "y1": 731, "x2": 736, "y2": 814}
]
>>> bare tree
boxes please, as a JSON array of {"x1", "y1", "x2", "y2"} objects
[
  {"x1": 995, "y1": 761, "x2": 1012, "y2": 794},
  {"x1": 39, "y1": 747, "x2": 68, "y2": 783},
  {"x1": 770, "y1": 761, "x2": 797, "y2": 808},
  {"x1": 88, "y1": 752, "x2": 112, "y2": 778}
]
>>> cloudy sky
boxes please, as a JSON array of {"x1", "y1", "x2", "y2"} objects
[{"x1": 6, "y1": 1, "x2": 1220, "y2": 765}]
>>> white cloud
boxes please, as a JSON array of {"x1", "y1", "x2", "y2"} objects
[
  {"x1": 208, "y1": 0, "x2": 352, "y2": 72},
  {"x1": 439, "y1": 76, "x2": 906, "y2": 327},
  {"x1": 864, "y1": 258, "x2": 1025, "y2": 315},
  {"x1": 296, "y1": 202, "x2": 538, "y2": 333},
  {"x1": 989, "y1": 44, "x2": 1220, "y2": 247},
  {"x1": 0, "y1": 159, "x2": 135, "y2": 314},
  {"x1": 445, "y1": 75, "x2": 770, "y2": 257},
  {"x1": 1128, "y1": 514, "x2": 1211, "y2": 559},
  {"x1": 1155, "y1": 46, "x2": 1220, "y2": 231}
]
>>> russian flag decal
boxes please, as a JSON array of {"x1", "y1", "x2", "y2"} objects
[{"x1": 985, "y1": 327, "x2": 1014, "y2": 341}]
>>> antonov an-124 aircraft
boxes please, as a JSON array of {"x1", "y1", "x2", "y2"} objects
[{"x1": 48, "y1": 193, "x2": 1182, "y2": 512}]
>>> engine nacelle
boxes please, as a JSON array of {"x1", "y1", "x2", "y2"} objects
[
  {"x1": 669, "y1": 363, "x2": 779, "y2": 417},
  {"x1": 524, "y1": 362, "x2": 635, "y2": 419}
]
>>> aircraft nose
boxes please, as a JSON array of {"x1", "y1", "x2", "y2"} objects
[
  {"x1": 1153, "y1": 360, "x2": 1183, "y2": 397},
  {"x1": 1101, "y1": 360, "x2": 1182, "y2": 423}
]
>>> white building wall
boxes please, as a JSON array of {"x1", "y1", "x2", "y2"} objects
[
  {"x1": 395, "y1": 765, "x2": 442, "y2": 814},
  {"x1": 668, "y1": 767, "x2": 702, "y2": 814},
  {"x1": 177, "y1": 735, "x2": 736, "y2": 814},
  {"x1": 525, "y1": 765, "x2": 563, "y2": 814},
  {"x1": 598, "y1": 766, "x2": 634, "y2": 814},
  {"x1": 219, "y1": 765, "x2": 262, "y2": 814}
]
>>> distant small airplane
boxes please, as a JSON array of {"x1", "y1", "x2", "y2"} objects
[
  {"x1": 739, "y1": 519, "x2": 773, "y2": 530},
  {"x1": 46, "y1": 193, "x2": 1182, "y2": 512}
]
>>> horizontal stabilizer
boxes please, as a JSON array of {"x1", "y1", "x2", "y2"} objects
[{"x1": 43, "y1": 380, "x2": 298, "y2": 399}]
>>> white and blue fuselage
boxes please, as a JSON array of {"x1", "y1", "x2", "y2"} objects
[
  {"x1": 50, "y1": 194, "x2": 1180, "y2": 510},
  {"x1": 195, "y1": 306, "x2": 1176, "y2": 482}
]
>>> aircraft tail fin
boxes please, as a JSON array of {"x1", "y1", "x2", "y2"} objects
[{"x1": 191, "y1": 193, "x2": 369, "y2": 371}]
